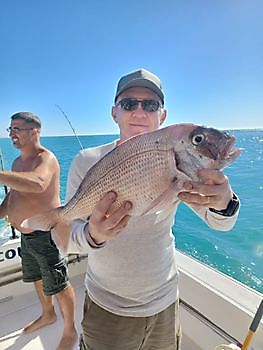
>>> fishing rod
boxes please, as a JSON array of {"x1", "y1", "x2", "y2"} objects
[
  {"x1": 241, "y1": 299, "x2": 263, "y2": 350},
  {"x1": 55, "y1": 104, "x2": 84, "y2": 261},
  {"x1": 0, "y1": 148, "x2": 18, "y2": 239},
  {"x1": 214, "y1": 299, "x2": 263, "y2": 350},
  {"x1": 55, "y1": 104, "x2": 84, "y2": 150}
]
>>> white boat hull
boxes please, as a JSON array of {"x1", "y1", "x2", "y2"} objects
[{"x1": 0, "y1": 237, "x2": 21, "y2": 274}]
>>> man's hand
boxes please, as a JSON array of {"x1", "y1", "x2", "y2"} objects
[
  {"x1": 177, "y1": 168, "x2": 233, "y2": 211},
  {"x1": 87, "y1": 191, "x2": 132, "y2": 245}
]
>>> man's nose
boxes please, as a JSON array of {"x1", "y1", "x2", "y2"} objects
[{"x1": 132, "y1": 102, "x2": 146, "y2": 116}]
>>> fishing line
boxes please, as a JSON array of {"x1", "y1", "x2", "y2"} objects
[{"x1": 55, "y1": 104, "x2": 84, "y2": 150}]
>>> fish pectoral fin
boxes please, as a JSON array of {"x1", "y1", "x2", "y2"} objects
[
  {"x1": 142, "y1": 179, "x2": 185, "y2": 215},
  {"x1": 154, "y1": 201, "x2": 179, "y2": 224}
]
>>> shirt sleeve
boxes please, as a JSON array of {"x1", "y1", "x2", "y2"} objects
[
  {"x1": 189, "y1": 195, "x2": 240, "y2": 231},
  {"x1": 65, "y1": 150, "x2": 101, "y2": 253},
  {"x1": 66, "y1": 219, "x2": 106, "y2": 253}
]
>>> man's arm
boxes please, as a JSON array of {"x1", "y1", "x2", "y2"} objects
[
  {"x1": 0, "y1": 152, "x2": 57, "y2": 193},
  {"x1": 66, "y1": 151, "x2": 93, "y2": 253},
  {"x1": 65, "y1": 151, "x2": 104, "y2": 253},
  {"x1": 0, "y1": 192, "x2": 10, "y2": 218}
]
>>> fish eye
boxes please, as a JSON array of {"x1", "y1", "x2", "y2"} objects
[{"x1": 192, "y1": 133, "x2": 205, "y2": 146}]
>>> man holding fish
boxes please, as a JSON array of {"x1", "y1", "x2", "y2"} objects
[
  {"x1": 22, "y1": 69, "x2": 240, "y2": 349},
  {"x1": 60, "y1": 68, "x2": 240, "y2": 349},
  {"x1": 0, "y1": 112, "x2": 77, "y2": 350}
]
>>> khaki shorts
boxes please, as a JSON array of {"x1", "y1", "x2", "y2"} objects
[
  {"x1": 80, "y1": 293, "x2": 182, "y2": 350},
  {"x1": 21, "y1": 230, "x2": 69, "y2": 296}
]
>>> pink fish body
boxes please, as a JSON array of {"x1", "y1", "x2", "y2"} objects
[{"x1": 22, "y1": 123, "x2": 240, "y2": 234}]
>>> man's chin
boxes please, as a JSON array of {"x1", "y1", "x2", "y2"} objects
[{"x1": 130, "y1": 125, "x2": 149, "y2": 134}]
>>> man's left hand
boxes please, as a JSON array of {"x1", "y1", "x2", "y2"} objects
[{"x1": 177, "y1": 168, "x2": 233, "y2": 211}]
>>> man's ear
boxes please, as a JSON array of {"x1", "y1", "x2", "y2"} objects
[
  {"x1": 111, "y1": 106, "x2": 118, "y2": 123},
  {"x1": 160, "y1": 109, "x2": 167, "y2": 125},
  {"x1": 32, "y1": 128, "x2": 40, "y2": 136}
]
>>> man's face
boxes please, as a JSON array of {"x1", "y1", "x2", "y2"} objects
[
  {"x1": 8, "y1": 119, "x2": 36, "y2": 149},
  {"x1": 112, "y1": 87, "x2": 167, "y2": 142}
]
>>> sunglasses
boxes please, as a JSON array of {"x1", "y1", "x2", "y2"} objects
[
  {"x1": 7, "y1": 127, "x2": 34, "y2": 133},
  {"x1": 116, "y1": 98, "x2": 162, "y2": 112}
]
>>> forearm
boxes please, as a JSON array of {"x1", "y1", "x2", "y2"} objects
[{"x1": 0, "y1": 171, "x2": 45, "y2": 193}]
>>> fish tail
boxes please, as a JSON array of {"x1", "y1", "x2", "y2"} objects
[{"x1": 21, "y1": 207, "x2": 64, "y2": 232}]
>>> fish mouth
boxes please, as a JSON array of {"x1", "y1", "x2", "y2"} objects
[{"x1": 221, "y1": 135, "x2": 241, "y2": 162}]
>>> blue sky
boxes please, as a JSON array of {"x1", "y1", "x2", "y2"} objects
[{"x1": 0, "y1": 0, "x2": 262, "y2": 137}]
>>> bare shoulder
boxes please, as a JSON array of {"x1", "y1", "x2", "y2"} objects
[
  {"x1": 12, "y1": 156, "x2": 22, "y2": 167},
  {"x1": 38, "y1": 147, "x2": 57, "y2": 160},
  {"x1": 35, "y1": 147, "x2": 60, "y2": 168},
  {"x1": 12, "y1": 155, "x2": 24, "y2": 171}
]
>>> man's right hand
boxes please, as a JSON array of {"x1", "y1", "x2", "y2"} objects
[{"x1": 87, "y1": 191, "x2": 132, "y2": 245}]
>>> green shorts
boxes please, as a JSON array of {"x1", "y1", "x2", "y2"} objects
[{"x1": 21, "y1": 230, "x2": 69, "y2": 296}]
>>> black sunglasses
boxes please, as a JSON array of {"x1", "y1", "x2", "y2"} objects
[
  {"x1": 116, "y1": 98, "x2": 162, "y2": 112},
  {"x1": 7, "y1": 127, "x2": 34, "y2": 133}
]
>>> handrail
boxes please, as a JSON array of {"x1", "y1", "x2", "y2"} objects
[{"x1": 179, "y1": 298, "x2": 242, "y2": 347}]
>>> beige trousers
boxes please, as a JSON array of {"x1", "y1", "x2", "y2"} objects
[{"x1": 80, "y1": 293, "x2": 182, "y2": 350}]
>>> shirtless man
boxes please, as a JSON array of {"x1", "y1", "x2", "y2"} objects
[{"x1": 0, "y1": 112, "x2": 77, "y2": 350}]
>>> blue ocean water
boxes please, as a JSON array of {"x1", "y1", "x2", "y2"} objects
[{"x1": 0, "y1": 130, "x2": 262, "y2": 293}]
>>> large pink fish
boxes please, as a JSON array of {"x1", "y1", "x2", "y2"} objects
[{"x1": 21, "y1": 123, "x2": 240, "y2": 245}]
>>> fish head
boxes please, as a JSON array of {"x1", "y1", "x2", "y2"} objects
[
  {"x1": 188, "y1": 126, "x2": 241, "y2": 167},
  {"x1": 168, "y1": 124, "x2": 241, "y2": 181}
]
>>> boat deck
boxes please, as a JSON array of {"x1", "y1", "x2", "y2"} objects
[
  {"x1": 0, "y1": 273, "x2": 85, "y2": 350},
  {"x1": 0, "y1": 263, "x2": 197, "y2": 350},
  {"x1": 1, "y1": 251, "x2": 262, "y2": 350}
]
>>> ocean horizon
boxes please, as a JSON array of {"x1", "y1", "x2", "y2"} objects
[
  {"x1": 1, "y1": 127, "x2": 263, "y2": 140},
  {"x1": 1, "y1": 129, "x2": 262, "y2": 293}
]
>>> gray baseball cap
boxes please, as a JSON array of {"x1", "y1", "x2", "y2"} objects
[{"x1": 114, "y1": 68, "x2": 164, "y2": 104}]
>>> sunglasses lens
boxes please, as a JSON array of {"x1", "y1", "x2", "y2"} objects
[
  {"x1": 7, "y1": 127, "x2": 17, "y2": 133},
  {"x1": 142, "y1": 100, "x2": 160, "y2": 112},
  {"x1": 118, "y1": 98, "x2": 161, "y2": 112},
  {"x1": 119, "y1": 99, "x2": 138, "y2": 111}
]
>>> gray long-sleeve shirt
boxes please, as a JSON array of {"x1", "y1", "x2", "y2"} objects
[{"x1": 66, "y1": 140, "x2": 239, "y2": 317}]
